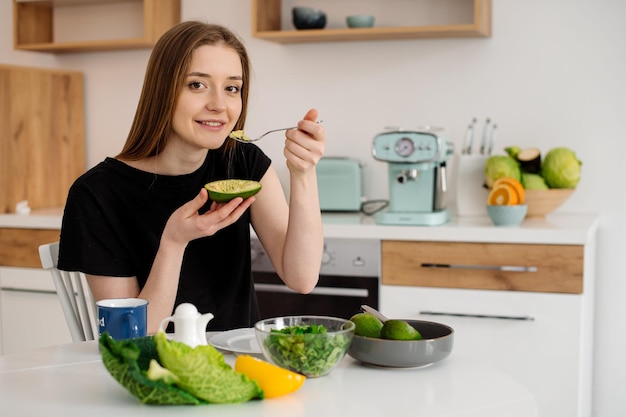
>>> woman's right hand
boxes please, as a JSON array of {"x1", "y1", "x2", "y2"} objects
[{"x1": 161, "y1": 188, "x2": 255, "y2": 247}]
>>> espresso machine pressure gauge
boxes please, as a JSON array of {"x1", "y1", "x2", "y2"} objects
[{"x1": 395, "y1": 137, "x2": 415, "y2": 157}]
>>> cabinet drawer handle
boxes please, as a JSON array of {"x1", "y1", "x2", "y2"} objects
[
  {"x1": 254, "y1": 283, "x2": 369, "y2": 298},
  {"x1": 420, "y1": 310, "x2": 535, "y2": 321},
  {"x1": 0, "y1": 287, "x2": 57, "y2": 296},
  {"x1": 421, "y1": 263, "x2": 538, "y2": 272}
]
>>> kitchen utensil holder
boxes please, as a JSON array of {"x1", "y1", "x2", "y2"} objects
[{"x1": 455, "y1": 154, "x2": 489, "y2": 217}]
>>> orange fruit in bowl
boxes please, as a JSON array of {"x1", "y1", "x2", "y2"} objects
[
  {"x1": 488, "y1": 177, "x2": 525, "y2": 206},
  {"x1": 493, "y1": 177, "x2": 525, "y2": 204},
  {"x1": 488, "y1": 185, "x2": 518, "y2": 205}
]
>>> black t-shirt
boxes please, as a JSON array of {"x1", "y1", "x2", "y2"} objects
[{"x1": 58, "y1": 145, "x2": 271, "y2": 330}]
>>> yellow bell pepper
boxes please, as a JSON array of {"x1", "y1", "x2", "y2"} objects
[{"x1": 235, "y1": 354, "x2": 306, "y2": 399}]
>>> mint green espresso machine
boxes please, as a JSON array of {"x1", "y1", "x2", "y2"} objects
[{"x1": 372, "y1": 129, "x2": 454, "y2": 226}]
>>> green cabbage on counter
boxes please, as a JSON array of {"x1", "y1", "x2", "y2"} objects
[
  {"x1": 99, "y1": 332, "x2": 262, "y2": 405},
  {"x1": 541, "y1": 147, "x2": 582, "y2": 188},
  {"x1": 484, "y1": 155, "x2": 522, "y2": 188}
]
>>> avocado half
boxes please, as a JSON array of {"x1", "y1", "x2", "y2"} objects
[{"x1": 204, "y1": 179, "x2": 262, "y2": 203}]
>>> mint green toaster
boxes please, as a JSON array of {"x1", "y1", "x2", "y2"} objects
[{"x1": 316, "y1": 157, "x2": 362, "y2": 212}]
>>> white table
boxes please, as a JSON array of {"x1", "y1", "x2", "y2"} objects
[{"x1": 0, "y1": 339, "x2": 537, "y2": 417}]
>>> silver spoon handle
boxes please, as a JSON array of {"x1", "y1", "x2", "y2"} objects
[
  {"x1": 361, "y1": 305, "x2": 389, "y2": 322},
  {"x1": 261, "y1": 119, "x2": 323, "y2": 137},
  {"x1": 261, "y1": 126, "x2": 297, "y2": 136}
]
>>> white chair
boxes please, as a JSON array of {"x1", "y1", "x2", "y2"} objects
[{"x1": 38, "y1": 242, "x2": 97, "y2": 342}]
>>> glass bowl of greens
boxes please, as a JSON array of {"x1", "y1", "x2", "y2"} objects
[{"x1": 254, "y1": 315, "x2": 355, "y2": 377}]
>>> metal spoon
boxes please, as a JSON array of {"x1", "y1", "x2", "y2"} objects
[
  {"x1": 229, "y1": 120, "x2": 323, "y2": 143},
  {"x1": 229, "y1": 126, "x2": 295, "y2": 143},
  {"x1": 361, "y1": 305, "x2": 389, "y2": 322}
]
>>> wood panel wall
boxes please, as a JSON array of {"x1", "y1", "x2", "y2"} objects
[{"x1": 0, "y1": 64, "x2": 85, "y2": 213}]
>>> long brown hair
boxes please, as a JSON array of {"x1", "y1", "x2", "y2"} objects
[{"x1": 117, "y1": 21, "x2": 250, "y2": 160}]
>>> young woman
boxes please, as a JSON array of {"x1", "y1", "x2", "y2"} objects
[{"x1": 58, "y1": 21, "x2": 326, "y2": 333}]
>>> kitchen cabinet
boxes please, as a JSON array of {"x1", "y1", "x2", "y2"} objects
[
  {"x1": 0, "y1": 228, "x2": 60, "y2": 269},
  {"x1": 379, "y1": 234, "x2": 597, "y2": 417},
  {"x1": 0, "y1": 64, "x2": 85, "y2": 213},
  {"x1": 13, "y1": 0, "x2": 180, "y2": 53},
  {"x1": 0, "y1": 267, "x2": 71, "y2": 355},
  {"x1": 0, "y1": 221, "x2": 65, "y2": 355},
  {"x1": 382, "y1": 241, "x2": 584, "y2": 294},
  {"x1": 252, "y1": 0, "x2": 491, "y2": 43}
]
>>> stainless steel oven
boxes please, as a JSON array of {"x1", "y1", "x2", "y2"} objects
[{"x1": 251, "y1": 238, "x2": 379, "y2": 320}]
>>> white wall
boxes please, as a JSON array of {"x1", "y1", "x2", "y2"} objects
[{"x1": 2, "y1": 1, "x2": 625, "y2": 415}]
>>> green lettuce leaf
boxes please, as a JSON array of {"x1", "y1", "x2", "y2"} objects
[
  {"x1": 154, "y1": 331, "x2": 263, "y2": 403},
  {"x1": 99, "y1": 333, "x2": 205, "y2": 405},
  {"x1": 146, "y1": 359, "x2": 180, "y2": 385}
]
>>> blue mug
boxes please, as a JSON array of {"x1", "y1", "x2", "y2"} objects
[{"x1": 97, "y1": 298, "x2": 148, "y2": 340}]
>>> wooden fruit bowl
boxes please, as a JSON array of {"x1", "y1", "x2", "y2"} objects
[{"x1": 524, "y1": 189, "x2": 575, "y2": 217}]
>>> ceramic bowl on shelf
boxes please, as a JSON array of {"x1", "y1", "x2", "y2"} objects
[
  {"x1": 292, "y1": 7, "x2": 327, "y2": 30},
  {"x1": 255, "y1": 315, "x2": 354, "y2": 377},
  {"x1": 347, "y1": 319, "x2": 454, "y2": 368},
  {"x1": 524, "y1": 189, "x2": 575, "y2": 217},
  {"x1": 346, "y1": 15, "x2": 375, "y2": 28},
  {"x1": 486, "y1": 204, "x2": 528, "y2": 226}
]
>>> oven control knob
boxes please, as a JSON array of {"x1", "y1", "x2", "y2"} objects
[{"x1": 321, "y1": 250, "x2": 332, "y2": 265}]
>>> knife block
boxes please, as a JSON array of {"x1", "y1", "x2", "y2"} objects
[{"x1": 455, "y1": 155, "x2": 489, "y2": 217}]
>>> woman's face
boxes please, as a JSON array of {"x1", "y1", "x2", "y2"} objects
[{"x1": 169, "y1": 44, "x2": 243, "y2": 152}]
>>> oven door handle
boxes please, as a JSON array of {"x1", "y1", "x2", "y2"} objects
[{"x1": 254, "y1": 283, "x2": 369, "y2": 298}]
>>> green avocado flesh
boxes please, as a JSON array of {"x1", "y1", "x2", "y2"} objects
[
  {"x1": 229, "y1": 130, "x2": 251, "y2": 141},
  {"x1": 204, "y1": 179, "x2": 262, "y2": 203}
]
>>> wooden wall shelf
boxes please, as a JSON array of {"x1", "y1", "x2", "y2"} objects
[
  {"x1": 13, "y1": 0, "x2": 180, "y2": 53},
  {"x1": 252, "y1": 0, "x2": 491, "y2": 44}
]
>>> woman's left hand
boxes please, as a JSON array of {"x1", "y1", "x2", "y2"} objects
[{"x1": 284, "y1": 108, "x2": 326, "y2": 175}]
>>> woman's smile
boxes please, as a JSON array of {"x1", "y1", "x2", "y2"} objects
[{"x1": 196, "y1": 119, "x2": 228, "y2": 132}]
